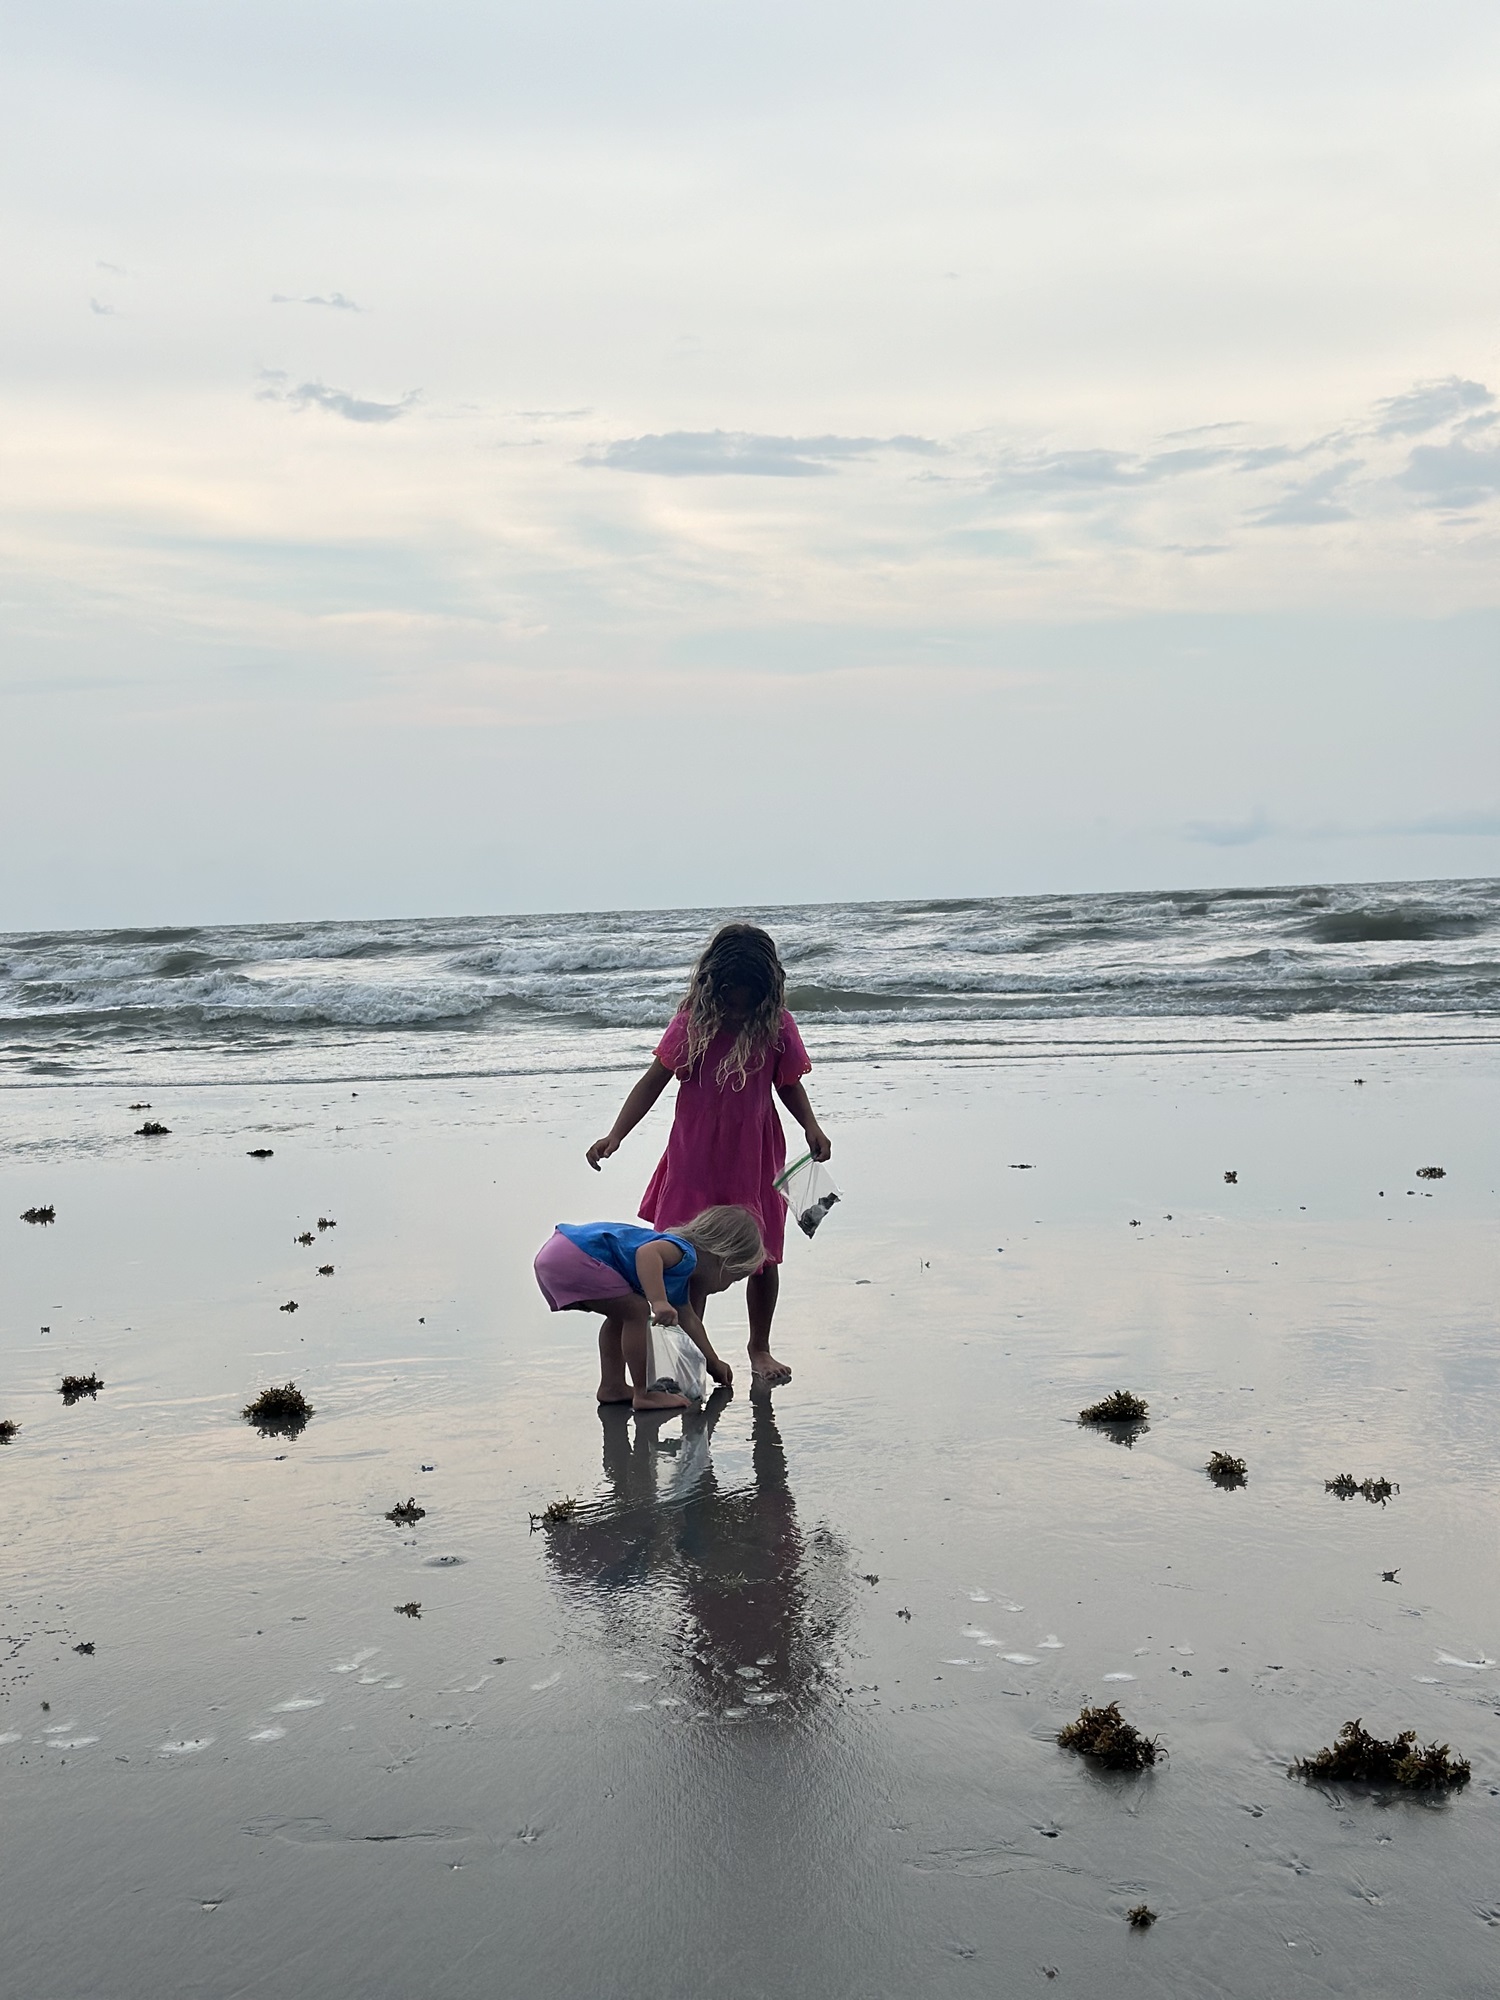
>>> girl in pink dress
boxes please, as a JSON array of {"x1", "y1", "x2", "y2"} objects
[{"x1": 587, "y1": 923, "x2": 832, "y2": 1387}]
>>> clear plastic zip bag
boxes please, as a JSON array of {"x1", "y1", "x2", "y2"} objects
[
  {"x1": 775, "y1": 1152, "x2": 842, "y2": 1239},
  {"x1": 648, "y1": 1322, "x2": 709, "y2": 1401}
]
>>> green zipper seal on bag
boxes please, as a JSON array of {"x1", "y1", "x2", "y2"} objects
[{"x1": 773, "y1": 1151, "x2": 813, "y2": 1193}]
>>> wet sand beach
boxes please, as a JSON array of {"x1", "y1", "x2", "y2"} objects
[{"x1": 3, "y1": 1042, "x2": 1499, "y2": 1997}]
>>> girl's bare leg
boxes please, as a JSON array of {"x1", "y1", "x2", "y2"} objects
[
  {"x1": 619, "y1": 1295, "x2": 689, "y2": 1412},
  {"x1": 747, "y1": 1265, "x2": 791, "y2": 1386},
  {"x1": 597, "y1": 1313, "x2": 631, "y2": 1404}
]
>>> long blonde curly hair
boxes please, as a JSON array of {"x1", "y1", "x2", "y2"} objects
[
  {"x1": 677, "y1": 923, "x2": 787, "y2": 1090},
  {"x1": 673, "y1": 1205, "x2": 766, "y2": 1281}
]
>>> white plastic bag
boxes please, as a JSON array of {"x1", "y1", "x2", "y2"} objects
[
  {"x1": 648, "y1": 1321, "x2": 709, "y2": 1402},
  {"x1": 775, "y1": 1152, "x2": 842, "y2": 1239}
]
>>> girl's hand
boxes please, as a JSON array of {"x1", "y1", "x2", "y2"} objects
[
  {"x1": 807, "y1": 1124, "x2": 832, "y2": 1163},
  {"x1": 706, "y1": 1352, "x2": 734, "y2": 1387},
  {"x1": 650, "y1": 1302, "x2": 679, "y2": 1328},
  {"x1": 586, "y1": 1134, "x2": 620, "y2": 1170}
]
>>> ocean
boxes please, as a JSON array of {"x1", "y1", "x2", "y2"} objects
[{"x1": 2, "y1": 875, "x2": 1497, "y2": 1090}]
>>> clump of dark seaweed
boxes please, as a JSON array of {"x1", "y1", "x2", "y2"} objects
[
  {"x1": 73, "y1": 1641, "x2": 95, "y2": 1655},
  {"x1": 1415, "y1": 1166, "x2": 1446, "y2": 1180},
  {"x1": 247, "y1": 1148, "x2": 274, "y2": 1159},
  {"x1": 279, "y1": 1299, "x2": 298, "y2": 1313},
  {"x1": 386, "y1": 1498, "x2": 426, "y2": 1525},
  {"x1": 1126, "y1": 1905, "x2": 1157, "y2": 1930},
  {"x1": 529, "y1": 1497, "x2": 578, "y2": 1531},
  {"x1": 136, "y1": 1120, "x2": 170, "y2": 1136},
  {"x1": 1224, "y1": 1170, "x2": 1237, "y2": 1183},
  {"x1": 395, "y1": 1601, "x2": 421, "y2": 1618},
  {"x1": 1080, "y1": 1390, "x2": 1149, "y2": 1425},
  {"x1": 1206, "y1": 1450, "x2": 1248, "y2": 1487},
  {"x1": 21, "y1": 1205, "x2": 55, "y2": 1224},
  {"x1": 1325, "y1": 1474, "x2": 1398, "y2": 1504},
  {"x1": 128, "y1": 1102, "x2": 151, "y2": 1110},
  {"x1": 0, "y1": 1419, "x2": 18, "y2": 1444},
  {"x1": 1292, "y1": 1718, "x2": 1469, "y2": 1791},
  {"x1": 60, "y1": 1373, "x2": 103, "y2": 1403},
  {"x1": 296, "y1": 1231, "x2": 315, "y2": 1245},
  {"x1": 317, "y1": 1264, "x2": 333, "y2": 1276},
  {"x1": 1057, "y1": 1701, "x2": 1160, "y2": 1771},
  {"x1": 242, "y1": 1381, "x2": 313, "y2": 1437},
  {"x1": 317, "y1": 1216, "x2": 336, "y2": 1229}
]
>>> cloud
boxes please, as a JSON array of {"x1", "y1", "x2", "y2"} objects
[
  {"x1": 95, "y1": 260, "x2": 126, "y2": 275},
  {"x1": 1383, "y1": 807, "x2": 1500, "y2": 837},
  {"x1": 271, "y1": 292, "x2": 366, "y2": 311},
  {"x1": 1252, "y1": 460, "x2": 1362, "y2": 526},
  {"x1": 1182, "y1": 810, "x2": 1273, "y2": 847},
  {"x1": 987, "y1": 444, "x2": 1233, "y2": 500},
  {"x1": 257, "y1": 371, "x2": 419, "y2": 423},
  {"x1": 1397, "y1": 440, "x2": 1500, "y2": 510},
  {"x1": 89, "y1": 297, "x2": 118, "y2": 316},
  {"x1": 586, "y1": 430, "x2": 940, "y2": 476},
  {"x1": 1373, "y1": 376, "x2": 1493, "y2": 437}
]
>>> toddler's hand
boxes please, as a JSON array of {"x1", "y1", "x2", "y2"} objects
[
  {"x1": 707, "y1": 1353, "x2": 734, "y2": 1387},
  {"x1": 586, "y1": 1134, "x2": 619, "y2": 1170},
  {"x1": 650, "y1": 1303, "x2": 679, "y2": 1328}
]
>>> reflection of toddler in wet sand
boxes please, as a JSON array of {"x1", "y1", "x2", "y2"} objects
[
  {"x1": 533, "y1": 1205, "x2": 765, "y2": 1412},
  {"x1": 588, "y1": 923, "x2": 831, "y2": 1388}
]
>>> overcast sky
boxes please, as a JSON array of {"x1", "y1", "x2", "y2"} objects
[{"x1": 3, "y1": 0, "x2": 1498, "y2": 928}]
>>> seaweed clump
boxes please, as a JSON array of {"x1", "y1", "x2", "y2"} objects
[
  {"x1": 1057, "y1": 1701, "x2": 1160, "y2": 1771},
  {"x1": 136, "y1": 1120, "x2": 170, "y2": 1136},
  {"x1": 242, "y1": 1381, "x2": 313, "y2": 1437},
  {"x1": 0, "y1": 1419, "x2": 18, "y2": 1444},
  {"x1": 1079, "y1": 1390, "x2": 1149, "y2": 1425},
  {"x1": 60, "y1": 1373, "x2": 103, "y2": 1403},
  {"x1": 247, "y1": 1148, "x2": 274, "y2": 1159},
  {"x1": 21, "y1": 1205, "x2": 55, "y2": 1224},
  {"x1": 1325, "y1": 1474, "x2": 1398, "y2": 1504},
  {"x1": 395, "y1": 1601, "x2": 421, "y2": 1618},
  {"x1": 1126, "y1": 1905, "x2": 1157, "y2": 1930},
  {"x1": 386, "y1": 1498, "x2": 426, "y2": 1525},
  {"x1": 529, "y1": 1497, "x2": 578, "y2": 1531},
  {"x1": 1206, "y1": 1450, "x2": 1248, "y2": 1487},
  {"x1": 1292, "y1": 1718, "x2": 1469, "y2": 1791},
  {"x1": 1415, "y1": 1166, "x2": 1446, "y2": 1180}
]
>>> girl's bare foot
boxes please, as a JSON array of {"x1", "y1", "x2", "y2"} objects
[
  {"x1": 631, "y1": 1387, "x2": 690, "y2": 1411},
  {"x1": 749, "y1": 1350, "x2": 792, "y2": 1387}
]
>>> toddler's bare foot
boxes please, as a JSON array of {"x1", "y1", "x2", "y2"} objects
[
  {"x1": 597, "y1": 1384, "x2": 633, "y2": 1404},
  {"x1": 749, "y1": 1349, "x2": 792, "y2": 1388},
  {"x1": 632, "y1": 1388, "x2": 690, "y2": 1412}
]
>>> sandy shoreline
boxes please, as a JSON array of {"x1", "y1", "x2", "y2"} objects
[{"x1": 3, "y1": 1043, "x2": 1499, "y2": 1996}]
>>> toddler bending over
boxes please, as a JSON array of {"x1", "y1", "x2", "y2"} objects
[{"x1": 533, "y1": 1205, "x2": 765, "y2": 1411}]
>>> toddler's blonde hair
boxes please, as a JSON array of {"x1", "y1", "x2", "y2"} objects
[{"x1": 673, "y1": 1205, "x2": 765, "y2": 1281}]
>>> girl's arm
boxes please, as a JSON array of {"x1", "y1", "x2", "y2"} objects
[
  {"x1": 676, "y1": 1299, "x2": 733, "y2": 1387},
  {"x1": 775, "y1": 1079, "x2": 832, "y2": 1162},
  {"x1": 588, "y1": 1059, "x2": 672, "y2": 1169},
  {"x1": 633, "y1": 1239, "x2": 681, "y2": 1324}
]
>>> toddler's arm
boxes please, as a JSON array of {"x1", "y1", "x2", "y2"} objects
[
  {"x1": 633, "y1": 1238, "x2": 680, "y2": 1324},
  {"x1": 676, "y1": 1300, "x2": 733, "y2": 1388},
  {"x1": 588, "y1": 1059, "x2": 672, "y2": 1169},
  {"x1": 776, "y1": 1078, "x2": 832, "y2": 1162}
]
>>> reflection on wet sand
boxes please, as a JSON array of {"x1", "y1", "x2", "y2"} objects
[{"x1": 542, "y1": 1391, "x2": 852, "y2": 1715}]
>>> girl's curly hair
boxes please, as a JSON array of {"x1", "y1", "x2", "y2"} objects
[{"x1": 677, "y1": 923, "x2": 786, "y2": 1090}]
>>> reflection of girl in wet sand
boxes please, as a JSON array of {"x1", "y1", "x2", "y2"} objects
[
  {"x1": 533, "y1": 1206, "x2": 764, "y2": 1412},
  {"x1": 588, "y1": 923, "x2": 831, "y2": 1389},
  {"x1": 544, "y1": 1392, "x2": 851, "y2": 1714}
]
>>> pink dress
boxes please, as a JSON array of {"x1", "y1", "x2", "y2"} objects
[{"x1": 639, "y1": 1009, "x2": 811, "y2": 1265}]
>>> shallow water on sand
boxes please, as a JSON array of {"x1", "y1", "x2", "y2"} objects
[{"x1": 3, "y1": 1046, "x2": 1498, "y2": 1997}]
